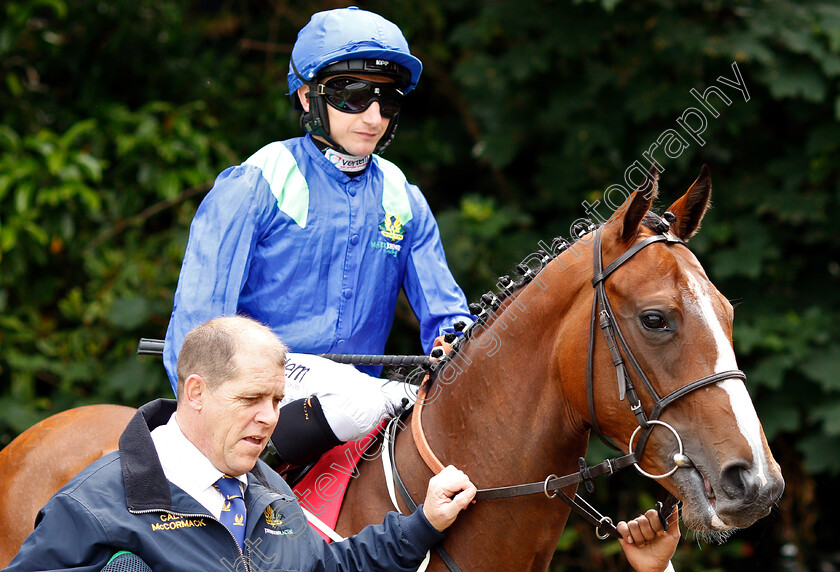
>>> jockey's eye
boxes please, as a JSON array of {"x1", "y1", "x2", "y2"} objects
[{"x1": 640, "y1": 312, "x2": 669, "y2": 331}]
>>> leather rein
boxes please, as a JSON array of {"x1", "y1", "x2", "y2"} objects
[{"x1": 390, "y1": 223, "x2": 748, "y2": 559}]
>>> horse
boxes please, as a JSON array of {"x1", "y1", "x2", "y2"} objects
[
  {"x1": 0, "y1": 166, "x2": 784, "y2": 570},
  {"x1": 336, "y1": 165, "x2": 784, "y2": 569},
  {"x1": 0, "y1": 404, "x2": 136, "y2": 564}
]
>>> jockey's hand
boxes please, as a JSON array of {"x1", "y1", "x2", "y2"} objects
[
  {"x1": 431, "y1": 334, "x2": 454, "y2": 359},
  {"x1": 419, "y1": 335, "x2": 453, "y2": 387},
  {"x1": 380, "y1": 379, "x2": 416, "y2": 417},
  {"x1": 422, "y1": 465, "x2": 476, "y2": 532},
  {"x1": 617, "y1": 506, "x2": 680, "y2": 572}
]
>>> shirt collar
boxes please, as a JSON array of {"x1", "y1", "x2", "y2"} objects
[{"x1": 152, "y1": 413, "x2": 248, "y2": 496}]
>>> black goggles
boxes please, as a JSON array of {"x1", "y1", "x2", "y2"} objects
[{"x1": 316, "y1": 77, "x2": 404, "y2": 118}]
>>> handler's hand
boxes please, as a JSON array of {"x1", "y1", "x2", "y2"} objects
[
  {"x1": 422, "y1": 465, "x2": 477, "y2": 532},
  {"x1": 617, "y1": 506, "x2": 680, "y2": 572}
]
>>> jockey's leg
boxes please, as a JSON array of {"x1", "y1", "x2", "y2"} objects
[
  {"x1": 265, "y1": 353, "x2": 416, "y2": 466},
  {"x1": 266, "y1": 395, "x2": 340, "y2": 466}
]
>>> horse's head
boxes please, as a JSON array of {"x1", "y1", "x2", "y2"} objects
[{"x1": 584, "y1": 166, "x2": 784, "y2": 536}]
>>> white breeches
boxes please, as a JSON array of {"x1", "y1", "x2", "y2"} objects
[{"x1": 281, "y1": 353, "x2": 417, "y2": 442}]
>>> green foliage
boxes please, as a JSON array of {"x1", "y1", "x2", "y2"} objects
[{"x1": 2, "y1": 0, "x2": 840, "y2": 568}]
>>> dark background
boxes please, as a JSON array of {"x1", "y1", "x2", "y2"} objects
[{"x1": 2, "y1": 1, "x2": 838, "y2": 569}]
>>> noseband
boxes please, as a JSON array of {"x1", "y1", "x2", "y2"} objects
[{"x1": 390, "y1": 221, "x2": 748, "y2": 565}]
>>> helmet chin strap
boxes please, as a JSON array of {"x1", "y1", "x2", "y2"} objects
[{"x1": 298, "y1": 105, "x2": 346, "y2": 153}]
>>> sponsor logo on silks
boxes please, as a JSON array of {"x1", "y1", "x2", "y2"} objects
[
  {"x1": 379, "y1": 213, "x2": 405, "y2": 243},
  {"x1": 151, "y1": 514, "x2": 207, "y2": 532},
  {"x1": 370, "y1": 240, "x2": 402, "y2": 257},
  {"x1": 263, "y1": 506, "x2": 294, "y2": 536}
]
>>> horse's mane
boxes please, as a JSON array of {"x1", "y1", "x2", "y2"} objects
[{"x1": 412, "y1": 210, "x2": 671, "y2": 388}]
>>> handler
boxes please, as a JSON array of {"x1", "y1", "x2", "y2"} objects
[
  {"x1": 163, "y1": 6, "x2": 472, "y2": 467},
  {"x1": 5, "y1": 316, "x2": 475, "y2": 571}
]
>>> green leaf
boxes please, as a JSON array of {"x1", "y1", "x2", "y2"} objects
[
  {"x1": 756, "y1": 397, "x2": 800, "y2": 440},
  {"x1": 107, "y1": 297, "x2": 151, "y2": 330},
  {"x1": 811, "y1": 400, "x2": 840, "y2": 436},
  {"x1": 749, "y1": 354, "x2": 794, "y2": 389},
  {"x1": 798, "y1": 433, "x2": 840, "y2": 474},
  {"x1": 801, "y1": 346, "x2": 840, "y2": 391}
]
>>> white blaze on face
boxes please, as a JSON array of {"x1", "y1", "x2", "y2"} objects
[{"x1": 684, "y1": 272, "x2": 769, "y2": 487}]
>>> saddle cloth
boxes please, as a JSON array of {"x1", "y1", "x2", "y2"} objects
[{"x1": 292, "y1": 422, "x2": 385, "y2": 542}]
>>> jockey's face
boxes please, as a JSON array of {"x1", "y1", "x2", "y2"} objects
[
  {"x1": 297, "y1": 73, "x2": 395, "y2": 157},
  {"x1": 190, "y1": 351, "x2": 285, "y2": 476}
]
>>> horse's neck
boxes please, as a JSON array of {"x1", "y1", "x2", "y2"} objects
[
  {"x1": 408, "y1": 258, "x2": 595, "y2": 569},
  {"x1": 421, "y1": 256, "x2": 593, "y2": 483}
]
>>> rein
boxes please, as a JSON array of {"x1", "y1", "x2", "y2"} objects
[
  {"x1": 137, "y1": 338, "x2": 432, "y2": 369},
  {"x1": 407, "y1": 383, "x2": 637, "y2": 537}
]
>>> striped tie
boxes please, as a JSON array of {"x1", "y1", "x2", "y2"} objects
[{"x1": 214, "y1": 475, "x2": 247, "y2": 551}]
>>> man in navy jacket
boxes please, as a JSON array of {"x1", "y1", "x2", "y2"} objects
[{"x1": 5, "y1": 316, "x2": 475, "y2": 571}]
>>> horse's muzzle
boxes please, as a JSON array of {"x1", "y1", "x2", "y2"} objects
[
  {"x1": 673, "y1": 456, "x2": 784, "y2": 531},
  {"x1": 714, "y1": 459, "x2": 785, "y2": 528}
]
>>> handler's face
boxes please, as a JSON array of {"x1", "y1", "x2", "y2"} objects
[{"x1": 198, "y1": 352, "x2": 285, "y2": 476}]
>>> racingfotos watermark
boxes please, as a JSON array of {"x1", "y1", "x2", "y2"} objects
[
  {"x1": 220, "y1": 538, "x2": 279, "y2": 572},
  {"x1": 572, "y1": 61, "x2": 749, "y2": 238}
]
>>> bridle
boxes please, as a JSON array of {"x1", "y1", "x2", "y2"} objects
[
  {"x1": 388, "y1": 221, "x2": 747, "y2": 569},
  {"x1": 586, "y1": 224, "x2": 746, "y2": 465}
]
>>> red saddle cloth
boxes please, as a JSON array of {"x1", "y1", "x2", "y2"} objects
[{"x1": 291, "y1": 423, "x2": 385, "y2": 542}]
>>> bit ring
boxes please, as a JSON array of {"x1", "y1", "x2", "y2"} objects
[{"x1": 628, "y1": 420, "x2": 685, "y2": 479}]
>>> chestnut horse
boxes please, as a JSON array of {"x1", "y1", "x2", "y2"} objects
[
  {"x1": 337, "y1": 166, "x2": 784, "y2": 569},
  {"x1": 0, "y1": 405, "x2": 136, "y2": 564},
  {"x1": 0, "y1": 166, "x2": 784, "y2": 570}
]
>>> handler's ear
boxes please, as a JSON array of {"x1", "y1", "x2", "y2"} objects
[{"x1": 182, "y1": 374, "x2": 208, "y2": 411}]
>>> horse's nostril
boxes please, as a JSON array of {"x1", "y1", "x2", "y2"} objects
[
  {"x1": 720, "y1": 460, "x2": 758, "y2": 499},
  {"x1": 719, "y1": 460, "x2": 759, "y2": 500}
]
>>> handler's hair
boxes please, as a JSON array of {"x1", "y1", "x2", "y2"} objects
[{"x1": 176, "y1": 315, "x2": 288, "y2": 399}]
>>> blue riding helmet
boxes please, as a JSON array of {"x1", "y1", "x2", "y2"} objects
[
  {"x1": 287, "y1": 7, "x2": 423, "y2": 96},
  {"x1": 287, "y1": 7, "x2": 423, "y2": 154}
]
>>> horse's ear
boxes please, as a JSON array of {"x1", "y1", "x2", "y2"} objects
[
  {"x1": 618, "y1": 164, "x2": 659, "y2": 242},
  {"x1": 664, "y1": 164, "x2": 712, "y2": 241}
]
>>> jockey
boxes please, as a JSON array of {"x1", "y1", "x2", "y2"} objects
[{"x1": 163, "y1": 7, "x2": 472, "y2": 467}]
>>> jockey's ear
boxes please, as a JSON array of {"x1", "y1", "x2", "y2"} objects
[
  {"x1": 618, "y1": 164, "x2": 659, "y2": 243},
  {"x1": 664, "y1": 164, "x2": 712, "y2": 241},
  {"x1": 297, "y1": 86, "x2": 311, "y2": 112}
]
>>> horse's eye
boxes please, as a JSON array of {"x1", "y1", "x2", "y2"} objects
[{"x1": 641, "y1": 312, "x2": 668, "y2": 331}]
